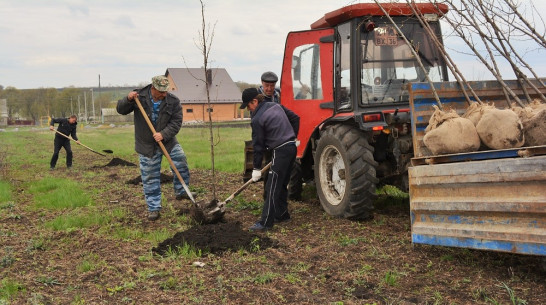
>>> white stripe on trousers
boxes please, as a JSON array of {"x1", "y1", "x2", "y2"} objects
[{"x1": 263, "y1": 149, "x2": 279, "y2": 225}]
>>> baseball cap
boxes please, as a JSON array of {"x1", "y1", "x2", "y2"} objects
[
  {"x1": 240, "y1": 88, "x2": 260, "y2": 109},
  {"x1": 152, "y1": 75, "x2": 169, "y2": 92}
]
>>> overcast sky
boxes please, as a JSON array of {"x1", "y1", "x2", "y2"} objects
[{"x1": 1, "y1": 0, "x2": 545, "y2": 89}]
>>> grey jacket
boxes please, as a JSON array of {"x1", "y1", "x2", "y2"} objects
[{"x1": 116, "y1": 84, "x2": 183, "y2": 157}]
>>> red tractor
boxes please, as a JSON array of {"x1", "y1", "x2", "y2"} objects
[{"x1": 280, "y1": 3, "x2": 449, "y2": 219}]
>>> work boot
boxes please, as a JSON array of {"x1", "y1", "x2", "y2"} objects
[
  {"x1": 249, "y1": 221, "x2": 272, "y2": 232},
  {"x1": 148, "y1": 211, "x2": 160, "y2": 221},
  {"x1": 49, "y1": 167, "x2": 55, "y2": 171},
  {"x1": 176, "y1": 192, "x2": 197, "y2": 201}
]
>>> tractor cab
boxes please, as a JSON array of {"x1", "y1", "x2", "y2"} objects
[
  {"x1": 280, "y1": 3, "x2": 450, "y2": 219},
  {"x1": 286, "y1": 4, "x2": 449, "y2": 118},
  {"x1": 354, "y1": 11, "x2": 448, "y2": 107}
]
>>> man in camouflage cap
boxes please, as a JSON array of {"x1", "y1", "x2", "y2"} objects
[
  {"x1": 152, "y1": 75, "x2": 169, "y2": 92},
  {"x1": 117, "y1": 75, "x2": 193, "y2": 221}
]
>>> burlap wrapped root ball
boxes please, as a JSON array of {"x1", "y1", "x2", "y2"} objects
[
  {"x1": 423, "y1": 105, "x2": 481, "y2": 155},
  {"x1": 513, "y1": 100, "x2": 546, "y2": 146},
  {"x1": 462, "y1": 102, "x2": 495, "y2": 126},
  {"x1": 476, "y1": 108, "x2": 524, "y2": 149}
]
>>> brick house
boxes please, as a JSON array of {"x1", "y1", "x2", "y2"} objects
[{"x1": 165, "y1": 68, "x2": 244, "y2": 122}]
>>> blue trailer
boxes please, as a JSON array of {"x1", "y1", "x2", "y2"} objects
[{"x1": 408, "y1": 79, "x2": 546, "y2": 256}]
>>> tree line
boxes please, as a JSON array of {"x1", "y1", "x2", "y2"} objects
[
  {"x1": 0, "y1": 85, "x2": 133, "y2": 123},
  {"x1": 0, "y1": 81, "x2": 260, "y2": 124}
]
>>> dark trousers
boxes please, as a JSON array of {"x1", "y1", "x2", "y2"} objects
[
  {"x1": 50, "y1": 137, "x2": 73, "y2": 168},
  {"x1": 260, "y1": 143, "x2": 296, "y2": 227}
]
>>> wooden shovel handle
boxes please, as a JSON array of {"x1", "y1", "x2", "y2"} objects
[
  {"x1": 224, "y1": 162, "x2": 272, "y2": 203},
  {"x1": 51, "y1": 129, "x2": 106, "y2": 157},
  {"x1": 133, "y1": 96, "x2": 195, "y2": 204}
]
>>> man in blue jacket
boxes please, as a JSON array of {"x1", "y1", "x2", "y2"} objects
[
  {"x1": 117, "y1": 75, "x2": 191, "y2": 221},
  {"x1": 49, "y1": 115, "x2": 79, "y2": 170},
  {"x1": 240, "y1": 88, "x2": 300, "y2": 231}
]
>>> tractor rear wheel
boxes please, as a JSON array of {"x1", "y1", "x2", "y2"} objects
[{"x1": 314, "y1": 125, "x2": 378, "y2": 220}]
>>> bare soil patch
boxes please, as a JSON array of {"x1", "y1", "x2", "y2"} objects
[
  {"x1": 99, "y1": 157, "x2": 137, "y2": 167},
  {"x1": 152, "y1": 221, "x2": 275, "y2": 255}
]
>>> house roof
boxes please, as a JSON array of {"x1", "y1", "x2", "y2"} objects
[{"x1": 166, "y1": 68, "x2": 242, "y2": 104}]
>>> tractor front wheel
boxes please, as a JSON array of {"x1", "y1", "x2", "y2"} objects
[{"x1": 314, "y1": 125, "x2": 378, "y2": 220}]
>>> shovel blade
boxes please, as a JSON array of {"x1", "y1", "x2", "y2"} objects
[
  {"x1": 189, "y1": 199, "x2": 225, "y2": 224},
  {"x1": 102, "y1": 150, "x2": 114, "y2": 154}
]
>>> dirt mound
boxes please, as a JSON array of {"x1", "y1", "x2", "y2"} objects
[
  {"x1": 183, "y1": 199, "x2": 225, "y2": 225},
  {"x1": 476, "y1": 108, "x2": 524, "y2": 149},
  {"x1": 424, "y1": 106, "x2": 480, "y2": 155},
  {"x1": 126, "y1": 173, "x2": 173, "y2": 185},
  {"x1": 93, "y1": 157, "x2": 137, "y2": 168},
  {"x1": 152, "y1": 221, "x2": 275, "y2": 256}
]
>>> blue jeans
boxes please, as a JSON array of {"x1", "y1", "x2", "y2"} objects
[{"x1": 139, "y1": 144, "x2": 190, "y2": 212}]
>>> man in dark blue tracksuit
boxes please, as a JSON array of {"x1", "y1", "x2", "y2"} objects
[
  {"x1": 49, "y1": 115, "x2": 79, "y2": 169},
  {"x1": 240, "y1": 88, "x2": 299, "y2": 231}
]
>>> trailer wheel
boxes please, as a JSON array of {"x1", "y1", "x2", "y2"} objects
[
  {"x1": 288, "y1": 160, "x2": 303, "y2": 201},
  {"x1": 314, "y1": 125, "x2": 378, "y2": 220}
]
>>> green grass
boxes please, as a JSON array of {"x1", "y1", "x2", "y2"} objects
[
  {"x1": 0, "y1": 181, "x2": 11, "y2": 203},
  {"x1": 27, "y1": 177, "x2": 93, "y2": 210},
  {"x1": 176, "y1": 127, "x2": 250, "y2": 173},
  {"x1": 383, "y1": 270, "x2": 400, "y2": 286},
  {"x1": 44, "y1": 207, "x2": 123, "y2": 231},
  {"x1": 162, "y1": 243, "x2": 203, "y2": 261},
  {"x1": 0, "y1": 278, "x2": 25, "y2": 301},
  {"x1": 0, "y1": 126, "x2": 249, "y2": 182},
  {"x1": 231, "y1": 195, "x2": 262, "y2": 216},
  {"x1": 76, "y1": 253, "x2": 104, "y2": 273},
  {"x1": 109, "y1": 226, "x2": 177, "y2": 243},
  {"x1": 252, "y1": 272, "x2": 279, "y2": 284},
  {"x1": 375, "y1": 184, "x2": 409, "y2": 207},
  {"x1": 70, "y1": 126, "x2": 250, "y2": 173}
]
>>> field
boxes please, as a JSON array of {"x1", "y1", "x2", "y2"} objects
[{"x1": 0, "y1": 126, "x2": 545, "y2": 304}]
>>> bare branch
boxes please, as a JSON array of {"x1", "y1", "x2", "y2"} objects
[
  {"x1": 503, "y1": 0, "x2": 546, "y2": 47},
  {"x1": 442, "y1": 0, "x2": 526, "y2": 107},
  {"x1": 408, "y1": 0, "x2": 482, "y2": 105},
  {"x1": 196, "y1": 0, "x2": 218, "y2": 198}
]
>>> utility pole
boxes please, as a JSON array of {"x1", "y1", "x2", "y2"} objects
[
  {"x1": 90, "y1": 88, "x2": 95, "y2": 123},
  {"x1": 99, "y1": 74, "x2": 103, "y2": 123},
  {"x1": 84, "y1": 91, "x2": 88, "y2": 123}
]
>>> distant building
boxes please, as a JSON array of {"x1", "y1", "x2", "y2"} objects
[
  {"x1": 165, "y1": 68, "x2": 244, "y2": 122},
  {"x1": 102, "y1": 108, "x2": 133, "y2": 123}
]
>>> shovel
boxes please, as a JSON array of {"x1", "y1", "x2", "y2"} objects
[
  {"x1": 207, "y1": 162, "x2": 272, "y2": 218},
  {"x1": 133, "y1": 96, "x2": 196, "y2": 204},
  {"x1": 51, "y1": 129, "x2": 113, "y2": 157}
]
